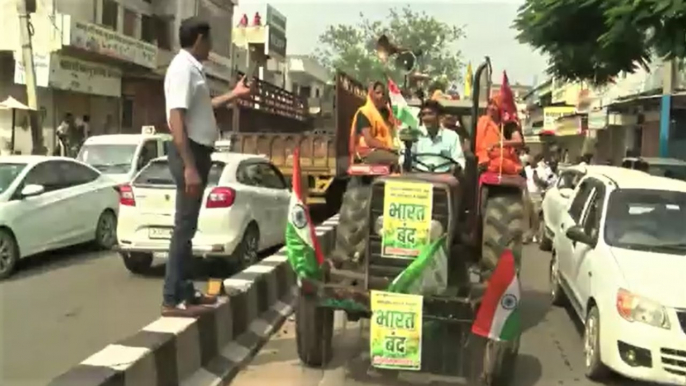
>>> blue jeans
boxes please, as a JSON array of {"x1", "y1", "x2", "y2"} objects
[{"x1": 162, "y1": 140, "x2": 213, "y2": 306}]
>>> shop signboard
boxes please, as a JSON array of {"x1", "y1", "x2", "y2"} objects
[
  {"x1": 64, "y1": 17, "x2": 157, "y2": 69},
  {"x1": 543, "y1": 106, "x2": 575, "y2": 133},
  {"x1": 588, "y1": 108, "x2": 608, "y2": 130}
]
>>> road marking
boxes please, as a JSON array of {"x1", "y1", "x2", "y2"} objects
[
  {"x1": 243, "y1": 264, "x2": 276, "y2": 274},
  {"x1": 143, "y1": 316, "x2": 197, "y2": 334}
]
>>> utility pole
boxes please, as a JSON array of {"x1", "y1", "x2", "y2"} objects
[
  {"x1": 659, "y1": 58, "x2": 675, "y2": 157},
  {"x1": 16, "y1": 0, "x2": 44, "y2": 154}
]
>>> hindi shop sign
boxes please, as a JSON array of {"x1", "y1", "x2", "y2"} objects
[
  {"x1": 50, "y1": 55, "x2": 122, "y2": 97},
  {"x1": 266, "y1": 4, "x2": 287, "y2": 34},
  {"x1": 66, "y1": 19, "x2": 157, "y2": 69}
]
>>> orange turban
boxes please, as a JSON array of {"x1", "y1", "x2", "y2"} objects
[{"x1": 490, "y1": 92, "x2": 502, "y2": 108}]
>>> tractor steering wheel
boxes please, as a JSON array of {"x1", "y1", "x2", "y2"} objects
[{"x1": 409, "y1": 152, "x2": 461, "y2": 173}]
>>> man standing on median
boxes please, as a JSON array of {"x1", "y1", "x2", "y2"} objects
[{"x1": 163, "y1": 17, "x2": 251, "y2": 317}]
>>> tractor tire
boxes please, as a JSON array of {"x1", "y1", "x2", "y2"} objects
[
  {"x1": 481, "y1": 194, "x2": 525, "y2": 276},
  {"x1": 295, "y1": 293, "x2": 334, "y2": 367},
  {"x1": 332, "y1": 182, "x2": 371, "y2": 263},
  {"x1": 466, "y1": 334, "x2": 519, "y2": 386}
]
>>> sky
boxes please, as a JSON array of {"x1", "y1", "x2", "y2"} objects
[{"x1": 234, "y1": 0, "x2": 549, "y2": 87}]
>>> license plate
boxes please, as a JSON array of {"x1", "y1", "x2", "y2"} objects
[{"x1": 149, "y1": 227, "x2": 173, "y2": 239}]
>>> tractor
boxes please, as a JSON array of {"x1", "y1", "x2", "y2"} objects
[{"x1": 294, "y1": 56, "x2": 526, "y2": 385}]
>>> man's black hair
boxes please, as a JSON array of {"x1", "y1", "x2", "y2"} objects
[
  {"x1": 83, "y1": 115, "x2": 90, "y2": 122},
  {"x1": 179, "y1": 17, "x2": 210, "y2": 48},
  {"x1": 65, "y1": 112, "x2": 72, "y2": 118},
  {"x1": 421, "y1": 99, "x2": 442, "y2": 114}
]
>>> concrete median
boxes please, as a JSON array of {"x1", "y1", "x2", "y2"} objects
[{"x1": 48, "y1": 214, "x2": 340, "y2": 386}]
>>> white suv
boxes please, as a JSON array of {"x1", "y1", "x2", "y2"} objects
[{"x1": 549, "y1": 166, "x2": 686, "y2": 385}]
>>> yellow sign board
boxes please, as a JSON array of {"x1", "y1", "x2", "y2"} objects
[
  {"x1": 381, "y1": 181, "x2": 433, "y2": 258},
  {"x1": 370, "y1": 291, "x2": 423, "y2": 370}
]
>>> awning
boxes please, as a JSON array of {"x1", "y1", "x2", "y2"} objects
[{"x1": 0, "y1": 96, "x2": 34, "y2": 110}]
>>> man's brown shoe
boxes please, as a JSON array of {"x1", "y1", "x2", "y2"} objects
[{"x1": 161, "y1": 303, "x2": 212, "y2": 317}]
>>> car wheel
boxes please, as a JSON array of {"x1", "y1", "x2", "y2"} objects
[
  {"x1": 584, "y1": 305, "x2": 611, "y2": 380},
  {"x1": 0, "y1": 229, "x2": 19, "y2": 280},
  {"x1": 549, "y1": 253, "x2": 566, "y2": 306},
  {"x1": 233, "y1": 224, "x2": 259, "y2": 270},
  {"x1": 121, "y1": 252, "x2": 153, "y2": 274},
  {"x1": 95, "y1": 210, "x2": 117, "y2": 249}
]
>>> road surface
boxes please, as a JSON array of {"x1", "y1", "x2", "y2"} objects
[
  {"x1": 231, "y1": 245, "x2": 657, "y2": 386},
  {"x1": 0, "y1": 205, "x2": 334, "y2": 386}
]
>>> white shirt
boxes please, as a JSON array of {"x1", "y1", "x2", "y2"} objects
[
  {"x1": 404, "y1": 126, "x2": 465, "y2": 172},
  {"x1": 524, "y1": 165, "x2": 539, "y2": 194},
  {"x1": 164, "y1": 50, "x2": 217, "y2": 147}
]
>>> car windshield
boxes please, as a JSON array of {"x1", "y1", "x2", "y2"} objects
[
  {"x1": 0, "y1": 163, "x2": 27, "y2": 194},
  {"x1": 77, "y1": 144, "x2": 137, "y2": 174},
  {"x1": 604, "y1": 189, "x2": 686, "y2": 253},
  {"x1": 133, "y1": 160, "x2": 224, "y2": 187},
  {"x1": 647, "y1": 164, "x2": 686, "y2": 181}
]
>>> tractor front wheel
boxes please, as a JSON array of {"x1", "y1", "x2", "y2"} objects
[
  {"x1": 295, "y1": 293, "x2": 334, "y2": 367},
  {"x1": 331, "y1": 180, "x2": 371, "y2": 264},
  {"x1": 481, "y1": 194, "x2": 525, "y2": 275}
]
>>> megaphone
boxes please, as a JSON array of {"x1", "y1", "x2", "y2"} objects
[
  {"x1": 395, "y1": 51, "x2": 416, "y2": 73},
  {"x1": 376, "y1": 35, "x2": 399, "y2": 62}
]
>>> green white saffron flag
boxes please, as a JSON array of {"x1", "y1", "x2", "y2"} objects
[
  {"x1": 285, "y1": 148, "x2": 323, "y2": 280},
  {"x1": 387, "y1": 235, "x2": 449, "y2": 296},
  {"x1": 388, "y1": 78, "x2": 421, "y2": 132},
  {"x1": 471, "y1": 249, "x2": 521, "y2": 341}
]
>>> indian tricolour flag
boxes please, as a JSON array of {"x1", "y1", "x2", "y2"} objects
[
  {"x1": 285, "y1": 148, "x2": 324, "y2": 280},
  {"x1": 471, "y1": 249, "x2": 521, "y2": 342},
  {"x1": 388, "y1": 78, "x2": 420, "y2": 131}
]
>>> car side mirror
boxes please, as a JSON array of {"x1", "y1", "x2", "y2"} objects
[
  {"x1": 565, "y1": 225, "x2": 594, "y2": 246},
  {"x1": 20, "y1": 184, "x2": 45, "y2": 198}
]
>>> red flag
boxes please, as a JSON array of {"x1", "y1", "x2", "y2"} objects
[{"x1": 499, "y1": 71, "x2": 518, "y2": 124}]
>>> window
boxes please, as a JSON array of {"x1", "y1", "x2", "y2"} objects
[
  {"x1": 581, "y1": 189, "x2": 603, "y2": 239},
  {"x1": 237, "y1": 162, "x2": 286, "y2": 189},
  {"x1": 77, "y1": 144, "x2": 137, "y2": 174},
  {"x1": 122, "y1": 97, "x2": 134, "y2": 129},
  {"x1": 133, "y1": 160, "x2": 225, "y2": 187},
  {"x1": 22, "y1": 162, "x2": 62, "y2": 192},
  {"x1": 141, "y1": 14, "x2": 155, "y2": 44},
  {"x1": 101, "y1": 0, "x2": 118, "y2": 30},
  {"x1": 315, "y1": 88, "x2": 320, "y2": 98},
  {"x1": 57, "y1": 161, "x2": 100, "y2": 187},
  {"x1": 123, "y1": 9, "x2": 137, "y2": 37},
  {"x1": 568, "y1": 180, "x2": 594, "y2": 223},
  {"x1": 0, "y1": 163, "x2": 27, "y2": 194},
  {"x1": 556, "y1": 171, "x2": 577, "y2": 190},
  {"x1": 137, "y1": 140, "x2": 159, "y2": 170},
  {"x1": 154, "y1": 16, "x2": 171, "y2": 50}
]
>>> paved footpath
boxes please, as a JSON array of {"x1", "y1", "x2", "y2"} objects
[{"x1": 231, "y1": 246, "x2": 658, "y2": 386}]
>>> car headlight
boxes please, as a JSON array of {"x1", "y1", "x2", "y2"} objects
[
  {"x1": 429, "y1": 220, "x2": 444, "y2": 241},
  {"x1": 616, "y1": 288, "x2": 671, "y2": 329},
  {"x1": 373, "y1": 216, "x2": 384, "y2": 235}
]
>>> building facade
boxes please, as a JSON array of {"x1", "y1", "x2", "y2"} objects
[{"x1": 0, "y1": 0, "x2": 236, "y2": 155}]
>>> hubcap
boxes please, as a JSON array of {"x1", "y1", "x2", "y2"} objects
[
  {"x1": 584, "y1": 314, "x2": 597, "y2": 368},
  {"x1": 99, "y1": 214, "x2": 116, "y2": 246},
  {"x1": 0, "y1": 235, "x2": 14, "y2": 273},
  {"x1": 244, "y1": 233, "x2": 258, "y2": 264}
]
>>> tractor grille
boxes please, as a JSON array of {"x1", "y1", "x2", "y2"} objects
[{"x1": 367, "y1": 183, "x2": 450, "y2": 288}]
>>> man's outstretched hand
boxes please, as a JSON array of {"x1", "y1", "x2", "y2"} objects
[{"x1": 232, "y1": 76, "x2": 252, "y2": 98}]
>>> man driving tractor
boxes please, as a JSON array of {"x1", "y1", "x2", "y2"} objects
[
  {"x1": 349, "y1": 81, "x2": 398, "y2": 165},
  {"x1": 409, "y1": 99, "x2": 465, "y2": 173}
]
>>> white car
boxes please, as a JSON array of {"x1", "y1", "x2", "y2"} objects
[
  {"x1": 0, "y1": 156, "x2": 120, "y2": 279},
  {"x1": 76, "y1": 133, "x2": 172, "y2": 185},
  {"x1": 540, "y1": 165, "x2": 602, "y2": 251},
  {"x1": 549, "y1": 166, "x2": 686, "y2": 385},
  {"x1": 116, "y1": 152, "x2": 290, "y2": 273}
]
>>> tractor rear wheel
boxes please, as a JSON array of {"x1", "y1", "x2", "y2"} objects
[
  {"x1": 481, "y1": 194, "x2": 525, "y2": 275},
  {"x1": 331, "y1": 180, "x2": 371, "y2": 264}
]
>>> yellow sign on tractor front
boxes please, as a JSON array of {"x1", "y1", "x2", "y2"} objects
[
  {"x1": 381, "y1": 181, "x2": 433, "y2": 258},
  {"x1": 370, "y1": 290, "x2": 423, "y2": 371}
]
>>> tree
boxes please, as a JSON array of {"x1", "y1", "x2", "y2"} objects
[
  {"x1": 315, "y1": 6, "x2": 465, "y2": 90},
  {"x1": 514, "y1": 0, "x2": 686, "y2": 85}
]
